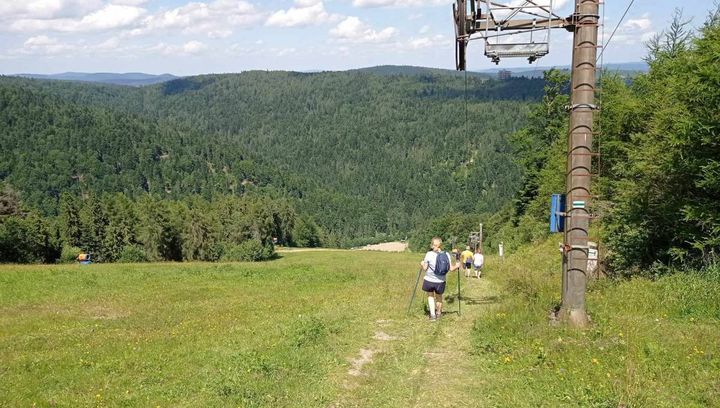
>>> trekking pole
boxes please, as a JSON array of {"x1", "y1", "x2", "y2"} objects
[
  {"x1": 457, "y1": 266, "x2": 461, "y2": 316},
  {"x1": 406, "y1": 267, "x2": 424, "y2": 315}
]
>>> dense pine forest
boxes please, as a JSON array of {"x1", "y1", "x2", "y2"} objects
[
  {"x1": 1, "y1": 67, "x2": 542, "y2": 261},
  {"x1": 2, "y1": 8, "x2": 719, "y2": 274}
]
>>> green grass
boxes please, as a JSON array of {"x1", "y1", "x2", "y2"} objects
[
  {"x1": 1, "y1": 245, "x2": 719, "y2": 407},
  {"x1": 473, "y1": 238, "x2": 720, "y2": 407},
  {"x1": 0, "y1": 251, "x2": 423, "y2": 407}
]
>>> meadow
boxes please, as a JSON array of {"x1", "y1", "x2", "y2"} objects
[{"x1": 1, "y1": 242, "x2": 718, "y2": 407}]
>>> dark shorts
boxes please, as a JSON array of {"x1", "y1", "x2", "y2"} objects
[
  {"x1": 464, "y1": 261, "x2": 472, "y2": 268},
  {"x1": 422, "y1": 279, "x2": 446, "y2": 294}
]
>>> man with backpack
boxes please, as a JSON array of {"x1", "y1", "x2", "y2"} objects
[{"x1": 420, "y1": 237, "x2": 460, "y2": 321}]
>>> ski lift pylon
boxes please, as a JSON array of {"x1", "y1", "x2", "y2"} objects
[{"x1": 452, "y1": 0, "x2": 572, "y2": 67}]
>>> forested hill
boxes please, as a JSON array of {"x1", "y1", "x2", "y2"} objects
[
  {"x1": 0, "y1": 68, "x2": 543, "y2": 245},
  {"x1": 0, "y1": 83, "x2": 270, "y2": 214}
]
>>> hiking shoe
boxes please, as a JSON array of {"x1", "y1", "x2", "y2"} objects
[{"x1": 429, "y1": 315, "x2": 437, "y2": 321}]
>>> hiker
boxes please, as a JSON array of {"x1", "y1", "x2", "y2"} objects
[
  {"x1": 420, "y1": 237, "x2": 460, "y2": 321},
  {"x1": 461, "y1": 246, "x2": 474, "y2": 277},
  {"x1": 473, "y1": 247, "x2": 484, "y2": 278}
]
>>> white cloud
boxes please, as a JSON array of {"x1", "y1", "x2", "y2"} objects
[
  {"x1": 183, "y1": 40, "x2": 207, "y2": 54},
  {"x1": 22, "y1": 35, "x2": 77, "y2": 55},
  {"x1": 208, "y1": 29, "x2": 233, "y2": 38},
  {"x1": 407, "y1": 34, "x2": 447, "y2": 50},
  {"x1": 2, "y1": 0, "x2": 263, "y2": 38},
  {"x1": 419, "y1": 25, "x2": 430, "y2": 34},
  {"x1": 265, "y1": 2, "x2": 339, "y2": 27},
  {"x1": 8, "y1": 4, "x2": 146, "y2": 32},
  {"x1": 146, "y1": 3, "x2": 213, "y2": 30},
  {"x1": 0, "y1": 0, "x2": 103, "y2": 19},
  {"x1": 623, "y1": 14, "x2": 652, "y2": 32},
  {"x1": 601, "y1": 13, "x2": 654, "y2": 46},
  {"x1": 111, "y1": 0, "x2": 148, "y2": 5},
  {"x1": 148, "y1": 40, "x2": 209, "y2": 56},
  {"x1": 140, "y1": 0, "x2": 262, "y2": 36},
  {"x1": 81, "y1": 4, "x2": 146, "y2": 30},
  {"x1": 294, "y1": 0, "x2": 322, "y2": 6},
  {"x1": 352, "y1": 0, "x2": 450, "y2": 8},
  {"x1": 329, "y1": 17, "x2": 398, "y2": 43}
]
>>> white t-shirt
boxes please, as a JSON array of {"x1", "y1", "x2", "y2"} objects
[
  {"x1": 423, "y1": 250, "x2": 452, "y2": 283},
  {"x1": 473, "y1": 253, "x2": 484, "y2": 267}
]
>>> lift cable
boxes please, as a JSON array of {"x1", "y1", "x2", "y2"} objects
[{"x1": 596, "y1": 0, "x2": 636, "y2": 62}]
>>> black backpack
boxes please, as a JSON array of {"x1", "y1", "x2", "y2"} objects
[{"x1": 434, "y1": 251, "x2": 450, "y2": 276}]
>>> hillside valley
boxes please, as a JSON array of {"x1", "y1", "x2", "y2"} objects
[{"x1": 1, "y1": 67, "x2": 543, "y2": 245}]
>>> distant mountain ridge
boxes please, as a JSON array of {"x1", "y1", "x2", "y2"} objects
[
  {"x1": 12, "y1": 63, "x2": 648, "y2": 86},
  {"x1": 473, "y1": 61, "x2": 649, "y2": 77},
  {"x1": 15, "y1": 72, "x2": 178, "y2": 87}
]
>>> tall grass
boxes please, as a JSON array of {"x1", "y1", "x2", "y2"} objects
[{"x1": 472, "y1": 236, "x2": 720, "y2": 407}]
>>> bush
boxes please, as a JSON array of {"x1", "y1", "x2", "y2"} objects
[
  {"x1": 221, "y1": 239, "x2": 274, "y2": 262},
  {"x1": 117, "y1": 245, "x2": 149, "y2": 263},
  {"x1": 292, "y1": 217, "x2": 321, "y2": 248},
  {"x1": 60, "y1": 245, "x2": 83, "y2": 264}
]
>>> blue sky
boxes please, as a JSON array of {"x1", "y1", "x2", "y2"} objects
[{"x1": 0, "y1": 0, "x2": 714, "y2": 75}]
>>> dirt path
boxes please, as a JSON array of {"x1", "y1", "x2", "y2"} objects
[
  {"x1": 332, "y1": 267, "x2": 501, "y2": 407},
  {"x1": 356, "y1": 241, "x2": 409, "y2": 252},
  {"x1": 409, "y1": 276, "x2": 499, "y2": 408}
]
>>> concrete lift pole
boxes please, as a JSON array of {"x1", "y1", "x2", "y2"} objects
[
  {"x1": 452, "y1": 0, "x2": 601, "y2": 327},
  {"x1": 560, "y1": 0, "x2": 600, "y2": 327}
]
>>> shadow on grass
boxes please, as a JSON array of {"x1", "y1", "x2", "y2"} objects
[{"x1": 444, "y1": 294, "x2": 501, "y2": 305}]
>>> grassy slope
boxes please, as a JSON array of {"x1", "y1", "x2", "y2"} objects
[
  {"x1": 1, "y1": 245, "x2": 718, "y2": 407},
  {"x1": 474, "y1": 238, "x2": 720, "y2": 407},
  {"x1": 0, "y1": 251, "x2": 424, "y2": 407}
]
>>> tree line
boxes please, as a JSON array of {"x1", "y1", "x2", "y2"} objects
[{"x1": 0, "y1": 185, "x2": 311, "y2": 263}]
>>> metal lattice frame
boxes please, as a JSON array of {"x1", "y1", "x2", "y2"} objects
[{"x1": 453, "y1": 0, "x2": 572, "y2": 66}]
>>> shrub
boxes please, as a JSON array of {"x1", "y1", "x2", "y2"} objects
[
  {"x1": 60, "y1": 245, "x2": 83, "y2": 263},
  {"x1": 221, "y1": 239, "x2": 274, "y2": 262},
  {"x1": 292, "y1": 217, "x2": 321, "y2": 248},
  {"x1": 117, "y1": 245, "x2": 149, "y2": 263}
]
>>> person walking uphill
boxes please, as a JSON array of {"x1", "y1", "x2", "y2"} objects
[
  {"x1": 473, "y1": 248, "x2": 484, "y2": 279},
  {"x1": 461, "y1": 246, "x2": 474, "y2": 277},
  {"x1": 420, "y1": 237, "x2": 460, "y2": 321}
]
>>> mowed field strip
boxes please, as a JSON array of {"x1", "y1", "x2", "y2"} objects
[{"x1": 0, "y1": 251, "x2": 500, "y2": 407}]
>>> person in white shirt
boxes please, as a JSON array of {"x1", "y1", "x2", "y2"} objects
[
  {"x1": 473, "y1": 248, "x2": 485, "y2": 279},
  {"x1": 420, "y1": 237, "x2": 460, "y2": 321}
]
